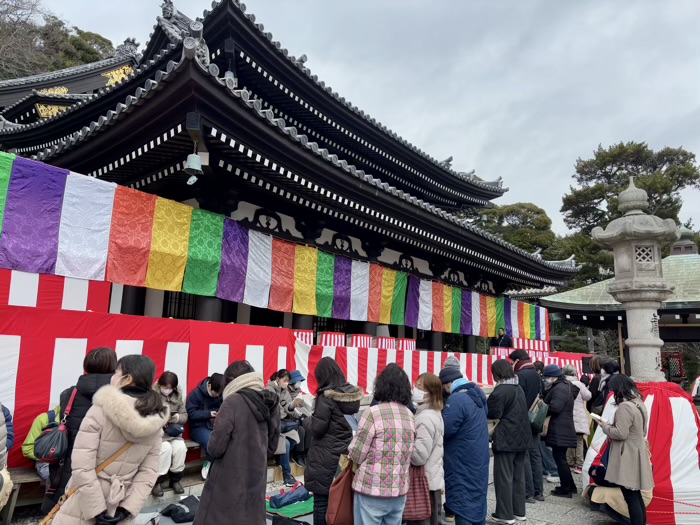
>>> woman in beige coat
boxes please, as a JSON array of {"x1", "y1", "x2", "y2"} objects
[
  {"x1": 598, "y1": 375, "x2": 653, "y2": 525},
  {"x1": 50, "y1": 355, "x2": 169, "y2": 525}
]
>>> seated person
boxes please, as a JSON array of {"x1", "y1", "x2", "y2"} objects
[
  {"x1": 584, "y1": 485, "x2": 652, "y2": 525},
  {"x1": 287, "y1": 370, "x2": 312, "y2": 467},
  {"x1": 22, "y1": 405, "x2": 61, "y2": 482},
  {"x1": 186, "y1": 373, "x2": 223, "y2": 479},
  {"x1": 267, "y1": 369, "x2": 303, "y2": 486}
]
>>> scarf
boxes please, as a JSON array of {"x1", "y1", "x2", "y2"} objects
[
  {"x1": 223, "y1": 372, "x2": 264, "y2": 399},
  {"x1": 514, "y1": 359, "x2": 534, "y2": 374},
  {"x1": 496, "y1": 377, "x2": 519, "y2": 386}
]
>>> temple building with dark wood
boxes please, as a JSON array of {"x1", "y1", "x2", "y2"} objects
[{"x1": 0, "y1": 0, "x2": 577, "y2": 350}]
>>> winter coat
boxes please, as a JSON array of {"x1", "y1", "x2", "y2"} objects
[
  {"x1": 487, "y1": 383, "x2": 531, "y2": 453},
  {"x1": 305, "y1": 384, "x2": 363, "y2": 496},
  {"x1": 193, "y1": 372, "x2": 280, "y2": 525},
  {"x1": 543, "y1": 377, "x2": 579, "y2": 448},
  {"x1": 186, "y1": 379, "x2": 222, "y2": 432},
  {"x1": 42, "y1": 373, "x2": 113, "y2": 514},
  {"x1": 600, "y1": 397, "x2": 654, "y2": 491},
  {"x1": 514, "y1": 361, "x2": 542, "y2": 409},
  {"x1": 442, "y1": 379, "x2": 489, "y2": 524},
  {"x1": 0, "y1": 402, "x2": 7, "y2": 469},
  {"x1": 1, "y1": 406, "x2": 13, "y2": 451},
  {"x1": 266, "y1": 381, "x2": 300, "y2": 453},
  {"x1": 155, "y1": 386, "x2": 187, "y2": 442},
  {"x1": 411, "y1": 402, "x2": 444, "y2": 491},
  {"x1": 587, "y1": 374, "x2": 603, "y2": 413},
  {"x1": 23, "y1": 405, "x2": 61, "y2": 461},
  {"x1": 50, "y1": 385, "x2": 169, "y2": 525},
  {"x1": 565, "y1": 374, "x2": 592, "y2": 435}
]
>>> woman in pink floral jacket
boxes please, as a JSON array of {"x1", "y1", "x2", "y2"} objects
[{"x1": 348, "y1": 363, "x2": 415, "y2": 525}]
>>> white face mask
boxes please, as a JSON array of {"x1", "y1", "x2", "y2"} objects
[
  {"x1": 161, "y1": 388, "x2": 174, "y2": 397},
  {"x1": 412, "y1": 389, "x2": 426, "y2": 404}
]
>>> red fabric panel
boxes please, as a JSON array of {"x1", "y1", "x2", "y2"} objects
[
  {"x1": 412, "y1": 351, "x2": 421, "y2": 385},
  {"x1": 0, "y1": 269, "x2": 9, "y2": 306},
  {"x1": 143, "y1": 340, "x2": 168, "y2": 380},
  {"x1": 441, "y1": 352, "x2": 450, "y2": 369},
  {"x1": 87, "y1": 280, "x2": 112, "y2": 313},
  {"x1": 367, "y1": 264, "x2": 383, "y2": 323},
  {"x1": 432, "y1": 283, "x2": 445, "y2": 333},
  {"x1": 106, "y1": 187, "x2": 156, "y2": 287},
  {"x1": 395, "y1": 348, "x2": 404, "y2": 371},
  {"x1": 357, "y1": 348, "x2": 368, "y2": 392},
  {"x1": 37, "y1": 274, "x2": 65, "y2": 309},
  {"x1": 486, "y1": 355, "x2": 494, "y2": 386},
  {"x1": 306, "y1": 346, "x2": 325, "y2": 394},
  {"x1": 376, "y1": 348, "x2": 387, "y2": 376},
  {"x1": 268, "y1": 239, "x2": 295, "y2": 312},
  {"x1": 335, "y1": 347, "x2": 348, "y2": 379},
  {"x1": 264, "y1": 345, "x2": 279, "y2": 387}
]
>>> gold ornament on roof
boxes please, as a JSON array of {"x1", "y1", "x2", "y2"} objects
[
  {"x1": 35, "y1": 104, "x2": 67, "y2": 119},
  {"x1": 102, "y1": 65, "x2": 135, "y2": 87},
  {"x1": 37, "y1": 86, "x2": 69, "y2": 95}
]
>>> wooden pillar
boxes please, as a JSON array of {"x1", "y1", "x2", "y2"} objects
[
  {"x1": 430, "y1": 331, "x2": 443, "y2": 352},
  {"x1": 120, "y1": 286, "x2": 146, "y2": 316},
  {"x1": 195, "y1": 296, "x2": 223, "y2": 322}
]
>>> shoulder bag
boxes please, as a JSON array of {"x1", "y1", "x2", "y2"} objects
[
  {"x1": 40, "y1": 442, "x2": 132, "y2": 525},
  {"x1": 34, "y1": 389, "x2": 78, "y2": 464},
  {"x1": 528, "y1": 395, "x2": 549, "y2": 434},
  {"x1": 402, "y1": 464, "x2": 431, "y2": 521},
  {"x1": 326, "y1": 461, "x2": 354, "y2": 525}
]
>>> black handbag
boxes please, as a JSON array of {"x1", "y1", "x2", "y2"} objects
[
  {"x1": 280, "y1": 419, "x2": 300, "y2": 433},
  {"x1": 164, "y1": 423, "x2": 184, "y2": 438},
  {"x1": 34, "y1": 389, "x2": 77, "y2": 464}
]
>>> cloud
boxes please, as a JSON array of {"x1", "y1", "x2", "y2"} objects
[{"x1": 42, "y1": 0, "x2": 700, "y2": 234}]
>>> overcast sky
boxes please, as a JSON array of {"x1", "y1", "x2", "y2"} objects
[{"x1": 44, "y1": 0, "x2": 700, "y2": 234}]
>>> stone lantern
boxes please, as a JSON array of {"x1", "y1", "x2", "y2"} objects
[{"x1": 591, "y1": 177, "x2": 680, "y2": 382}]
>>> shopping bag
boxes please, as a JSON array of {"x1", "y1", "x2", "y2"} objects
[
  {"x1": 326, "y1": 462, "x2": 354, "y2": 525},
  {"x1": 402, "y1": 465, "x2": 431, "y2": 521},
  {"x1": 528, "y1": 396, "x2": 549, "y2": 433}
]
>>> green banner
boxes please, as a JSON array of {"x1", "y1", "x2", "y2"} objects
[
  {"x1": 316, "y1": 251, "x2": 335, "y2": 317},
  {"x1": 390, "y1": 272, "x2": 408, "y2": 325},
  {"x1": 182, "y1": 209, "x2": 225, "y2": 296},
  {"x1": 451, "y1": 287, "x2": 462, "y2": 334},
  {"x1": 0, "y1": 152, "x2": 16, "y2": 238},
  {"x1": 496, "y1": 297, "x2": 506, "y2": 333}
]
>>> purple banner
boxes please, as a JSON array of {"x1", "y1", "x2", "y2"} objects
[
  {"x1": 461, "y1": 290, "x2": 473, "y2": 335},
  {"x1": 504, "y1": 297, "x2": 512, "y2": 336},
  {"x1": 0, "y1": 157, "x2": 68, "y2": 273},
  {"x1": 404, "y1": 275, "x2": 420, "y2": 328},
  {"x1": 216, "y1": 218, "x2": 249, "y2": 303},
  {"x1": 332, "y1": 256, "x2": 352, "y2": 320},
  {"x1": 535, "y1": 307, "x2": 541, "y2": 340}
]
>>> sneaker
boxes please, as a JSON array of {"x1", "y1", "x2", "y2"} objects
[
  {"x1": 546, "y1": 475, "x2": 560, "y2": 483},
  {"x1": 445, "y1": 514, "x2": 455, "y2": 523},
  {"x1": 284, "y1": 475, "x2": 297, "y2": 487},
  {"x1": 491, "y1": 515, "x2": 515, "y2": 524},
  {"x1": 534, "y1": 493, "x2": 545, "y2": 502},
  {"x1": 573, "y1": 467, "x2": 583, "y2": 474},
  {"x1": 201, "y1": 460, "x2": 210, "y2": 480},
  {"x1": 515, "y1": 516, "x2": 527, "y2": 522}
]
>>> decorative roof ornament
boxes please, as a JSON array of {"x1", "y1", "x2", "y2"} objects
[
  {"x1": 114, "y1": 38, "x2": 141, "y2": 60},
  {"x1": 439, "y1": 156, "x2": 453, "y2": 169},
  {"x1": 162, "y1": 0, "x2": 175, "y2": 20},
  {"x1": 182, "y1": 21, "x2": 217, "y2": 75}
]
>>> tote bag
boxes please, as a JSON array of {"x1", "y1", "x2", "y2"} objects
[
  {"x1": 326, "y1": 462, "x2": 354, "y2": 525},
  {"x1": 402, "y1": 465, "x2": 431, "y2": 521}
]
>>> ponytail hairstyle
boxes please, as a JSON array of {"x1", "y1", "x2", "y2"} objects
[{"x1": 116, "y1": 355, "x2": 167, "y2": 418}]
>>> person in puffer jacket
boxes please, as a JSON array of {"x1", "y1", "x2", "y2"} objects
[
  {"x1": 50, "y1": 354, "x2": 169, "y2": 525},
  {"x1": 186, "y1": 373, "x2": 223, "y2": 480},
  {"x1": 563, "y1": 366, "x2": 591, "y2": 473},
  {"x1": 305, "y1": 357, "x2": 363, "y2": 525}
]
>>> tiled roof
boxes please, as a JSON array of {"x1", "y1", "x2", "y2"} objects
[
  {"x1": 542, "y1": 254, "x2": 700, "y2": 310},
  {"x1": 0, "y1": 56, "x2": 130, "y2": 89},
  {"x1": 506, "y1": 286, "x2": 558, "y2": 297},
  {"x1": 1, "y1": 91, "x2": 96, "y2": 116}
]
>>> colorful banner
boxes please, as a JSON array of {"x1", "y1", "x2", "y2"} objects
[{"x1": 0, "y1": 153, "x2": 550, "y2": 340}]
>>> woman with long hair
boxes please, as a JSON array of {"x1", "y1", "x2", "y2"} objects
[
  {"x1": 266, "y1": 369, "x2": 303, "y2": 486},
  {"x1": 305, "y1": 357, "x2": 363, "y2": 525},
  {"x1": 151, "y1": 371, "x2": 188, "y2": 497},
  {"x1": 348, "y1": 363, "x2": 415, "y2": 525},
  {"x1": 488, "y1": 359, "x2": 531, "y2": 524},
  {"x1": 597, "y1": 375, "x2": 653, "y2": 525},
  {"x1": 50, "y1": 354, "x2": 169, "y2": 525},
  {"x1": 193, "y1": 361, "x2": 280, "y2": 525},
  {"x1": 406, "y1": 373, "x2": 444, "y2": 525},
  {"x1": 42, "y1": 347, "x2": 118, "y2": 515}
]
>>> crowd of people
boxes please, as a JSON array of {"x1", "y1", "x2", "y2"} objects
[{"x1": 0, "y1": 346, "x2": 654, "y2": 525}]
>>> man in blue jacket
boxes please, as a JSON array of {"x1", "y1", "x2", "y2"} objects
[
  {"x1": 440, "y1": 366, "x2": 489, "y2": 525},
  {"x1": 187, "y1": 373, "x2": 224, "y2": 479}
]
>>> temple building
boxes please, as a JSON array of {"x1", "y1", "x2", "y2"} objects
[{"x1": 0, "y1": 0, "x2": 577, "y2": 350}]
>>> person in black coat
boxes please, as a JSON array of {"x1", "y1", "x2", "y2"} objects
[
  {"x1": 305, "y1": 357, "x2": 363, "y2": 525},
  {"x1": 488, "y1": 360, "x2": 531, "y2": 523},
  {"x1": 510, "y1": 350, "x2": 544, "y2": 502},
  {"x1": 492, "y1": 328, "x2": 514, "y2": 348},
  {"x1": 41, "y1": 347, "x2": 117, "y2": 515},
  {"x1": 542, "y1": 364, "x2": 580, "y2": 498},
  {"x1": 186, "y1": 374, "x2": 224, "y2": 479}
]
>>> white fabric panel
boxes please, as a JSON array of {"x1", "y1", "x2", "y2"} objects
[
  {"x1": 386, "y1": 349, "x2": 396, "y2": 365},
  {"x1": 165, "y1": 342, "x2": 189, "y2": 397},
  {"x1": 468, "y1": 354, "x2": 478, "y2": 384},
  {"x1": 511, "y1": 301, "x2": 520, "y2": 339},
  {"x1": 208, "y1": 344, "x2": 229, "y2": 376},
  {"x1": 277, "y1": 346, "x2": 288, "y2": 372},
  {"x1": 293, "y1": 340, "x2": 311, "y2": 394},
  {"x1": 50, "y1": 338, "x2": 88, "y2": 409},
  {"x1": 459, "y1": 353, "x2": 467, "y2": 379},
  {"x1": 115, "y1": 340, "x2": 144, "y2": 361},
  {"x1": 366, "y1": 348, "x2": 378, "y2": 394},
  {"x1": 109, "y1": 284, "x2": 124, "y2": 314},
  {"x1": 242, "y1": 231, "x2": 273, "y2": 308},
  {"x1": 0, "y1": 335, "x2": 21, "y2": 413},
  {"x1": 403, "y1": 350, "x2": 413, "y2": 383},
  {"x1": 350, "y1": 261, "x2": 370, "y2": 321},
  {"x1": 55, "y1": 173, "x2": 116, "y2": 280},
  {"x1": 322, "y1": 347, "x2": 336, "y2": 359},
  {"x1": 346, "y1": 347, "x2": 359, "y2": 387},
  {"x1": 245, "y1": 345, "x2": 265, "y2": 375},
  {"x1": 669, "y1": 397, "x2": 700, "y2": 523},
  {"x1": 61, "y1": 277, "x2": 89, "y2": 311},
  {"x1": 433, "y1": 352, "x2": 442, "y2": 375},
  {"x1": 9, "y1": 271, "x2": 39, "y2": 307},
  {"x1": 419, "y1": 351, "x2": 428, "y2": 375},
  {"x1": 417, "y1": 280, "x2": 433, "y2": 331},
  {"x1": 471, "y1": 292, "x2": 481, "y2": 336},
  {"x1": 539, "y1": 308, "x2": 547, "y2": 340}
]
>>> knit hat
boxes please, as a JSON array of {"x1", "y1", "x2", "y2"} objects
[
  {"x1": 543, "y1": 364, "x2": 563, "y2": 378},
  {"x1": 439, "y1": 367, "x2": 463, "y2": 385},
  {"x1": 443, "y1": 355, "x2": 461, "y2": 371},
  {"x1": 289, "y1": 370, "x2": 305, "y2": 384}
]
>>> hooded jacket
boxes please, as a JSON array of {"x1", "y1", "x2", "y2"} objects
[
  {"x1": 186, "y1": 379, "x2": 223, "y2": 432},
  {"x1": 412, "y1": 402, "x2": 444, "y2": 491},
  {"x1": 543, "y1": 376, "x2": 580, "y2": 448},
  {"x1": 193, "y1": 372, "x2": 280, "y2": 525},
  {"x1": 564, "y1": 374, "x2": 592, "y2": 435},
  {"x1": 304, "y1": 384, "x2": 363, "y2": 495},
  {"x1": 50, "y1": 385, "x2": 169, "y2": 525},
  {"x1": 442, "y1": 379, "x2": 489, "y2": 523},
  {"x1": 266, "y1": 381, "x2": 301, "y2": 452},
  {"x1": 155, "y1": 386, "x2": 188, "y2": 442},
  {"x1": 42, "y1": 373, "x2": 113, "y2": 514}
]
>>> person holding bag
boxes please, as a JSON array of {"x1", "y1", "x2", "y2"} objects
[
  {"x1": 488, "y1": 360, "x2": 531, "y2": 524},
  {"x1": 47, "y1": 354, "x2": 169, "y2": 525},
  {"x1": 405, "y1": 373, "x2": 444, "y2": 525}
]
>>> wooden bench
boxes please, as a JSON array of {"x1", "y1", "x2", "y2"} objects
[{"x1": 0, "y1": 440, "x2": 202, "y2": 524}]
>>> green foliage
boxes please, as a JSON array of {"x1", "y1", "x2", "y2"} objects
[
  {"x1": 479, "y1": 202, "x2": 556, "y2": 253},
  {"x1": 562, "y1": 142, "x2": 700, "y2": 235},
  {"x1": 555, "y1": 331, "x2": 589, "y2": 354},
  {"x1": 545, "y1": 233, "x2": 613, "y2": 289}
]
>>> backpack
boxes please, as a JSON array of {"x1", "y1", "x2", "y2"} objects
[{"x1": 34, "y1": 389, "x2": 77, "y2": 464}]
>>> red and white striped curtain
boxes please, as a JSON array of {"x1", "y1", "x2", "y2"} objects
[
  {"x1": 319, "y1": 332, "x2": 346, "y2": 346},
  {"x1": 397, "y1": 338, "x2": 416, "y2": 351},
  {"x1": 350, "y1": 334, "x2": 373, "y2": 348},
  {"x1": 513, "y1": 338, "x2": 550, "y2": 352},
  {"x1": 292, "y1": 330, "x2": 314, "y2": 345},
  {"x1": 492, "y1": 347, "x2": 550, "y2": 363},
  {"x1": 376, "y1": 337, "x2": 396, "y2": 349}
]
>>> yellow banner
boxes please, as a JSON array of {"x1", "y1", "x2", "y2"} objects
[
  {"x1": 379, "y1": 268, "x2": 396, "y2": 325},
  {"x1": 145, "y1": 198, "x2": 193, "y2": 291},
  {"x1": 293, "y1": 245, "x2": 318, "y2": 315}
]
